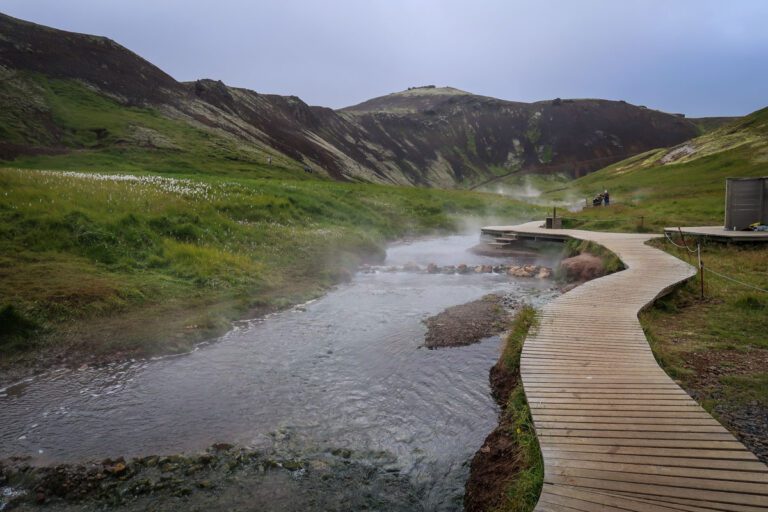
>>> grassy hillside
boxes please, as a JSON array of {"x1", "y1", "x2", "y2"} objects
[
  {"x1": 0, "y1": 167, "x2": 543, "y2": 377},
  {"x1": 541, "y1": 106, "x2": 768, "y2": 232},
  {"x1": 0, "y1": 71, "x2": 304, "y2": 178}
]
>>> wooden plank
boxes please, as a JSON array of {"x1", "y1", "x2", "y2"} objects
[
  {"x1": 612, "y1": 491, "x2": 768, "y2": 512},
  {"x1": 527, "y1": 389, "x2": 690, "y2": 396},
  {"x1": 523, "y1": 379, "x2": 683, "y2": 385},
  {"x1": 539, "y1": 491, "x2": 676, "y2": 512},
  {"x1": 526, "y1": 385, "x2": 689, "y2": 391},
  {"x1": 538, "y1": 429, "x2": 736, "y2": 440},
  {"x1": 525, "y1": 384, "x2": 687, "y2": 389},
  {"x1": 542, "y1": 484, "x2": 687, "y2": 512},
  {"x1": 538, "y1": 436, "x2": 747, "y2": 450},
  {"x1": 534, "y1": 416, "x2": 722, "y2": 426},
  {"x1": 534, "y1": 410, "x2": 715, "y2": 417},
  {"x1": 529, "y1": 404, "x2": 705, "y2": 412},
  {"x1": 546, "y1": 474, "x2": 768, "y2": 507},
  {"x1": 540, "y1": 449, "x2": 768, "y2": 471},
  {"x1": 528, "y1": 399, "x2": 705, "y2": 406},
  {"x1": 536, "y1": 422, "x2": 727, "y2": 433},
  {"x1": 545, "y1": 458, "x2": 768, "y2": 484},
  {"x1": 534, "y1": 499, "x2": 587, "y2": 512}
]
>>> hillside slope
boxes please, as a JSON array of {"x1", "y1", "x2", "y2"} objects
[
  {"x1": 344, "y1": 86, "x2": 701, "y2": 186},
  {"x1": 542, "y1": 106, "x2": 768, "y2": 230},
  {"x1": 0, "y1": 13, "x2": 703, "y2": 186}
]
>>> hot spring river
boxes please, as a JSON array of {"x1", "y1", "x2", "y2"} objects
[{"x1": 0, "y1": 235, "x2": 558, "y2": 510}]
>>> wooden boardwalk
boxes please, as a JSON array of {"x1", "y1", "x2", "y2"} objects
[{"x1": 483, "y1": 221, "x2": 768, "y2": 512}]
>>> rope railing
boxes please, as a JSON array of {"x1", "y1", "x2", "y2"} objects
[
  {"x1": 661, "y1": 231, "x2": 768, "y2": 296},
  {"x1": 549, "y1": 210, "x2": 767, "y2": 297},
  {"x1": 559, "y1": 217, "x2": 628, "y2": 223},
  {"x1": 664, "y1": 231, "x2": 698, "y2": 253},
  {"x1": 555, "y1": 215, "x2": 694, "y2": 228},
  {"x1": 703, "y1": 267, "x2": 768, "y2": 294}
]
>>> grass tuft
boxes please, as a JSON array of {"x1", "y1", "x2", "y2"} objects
[
  {"x1": 499, "y1": 386, "x2": 543, "y2": 512},
  {"x1": 0, "y1": 304, "x2": 40, "y2": 354},
  {"x1": 495, "y1": 305, "x2": 544, "y2": 512}
]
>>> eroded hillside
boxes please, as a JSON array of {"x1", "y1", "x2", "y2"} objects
[{"x1": 1, "y1": 13, "x2": 708, "y2": 186}]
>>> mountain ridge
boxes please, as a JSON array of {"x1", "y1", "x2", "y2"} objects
[{"x1": 0, "y1": 12, "x2": 727, "y2": 186}]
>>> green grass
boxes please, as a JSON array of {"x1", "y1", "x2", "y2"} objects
[
  {"x1": 0, "y1": 168, "x2": 543, "y2": 363},
  {"x1": 495, "y1": 305, "x2": 543, "y2": 512},
  {"x1": 0, "y1": 72, "x2": 305, "y2": 179},
  {"x1": 499, "y1": 305, "x2": 537, "y2": 374},
  {"x1": 540, "y1": 107, "x2": 768, "y2": 232},
  {"x1": 499, "y1": 388, "x2": 543, "y2": 512},
  {"x1": 641, "y1": 239, "x2": 768, "y2": 414}
]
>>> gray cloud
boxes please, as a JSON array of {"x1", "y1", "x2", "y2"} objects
[{"x1": 3, "y1": 0, "x2": 766, "y2": 116}]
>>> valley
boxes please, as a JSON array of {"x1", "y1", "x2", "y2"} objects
[{"x1": 0, "y1": 7, "x2": 766, "y2": 512}]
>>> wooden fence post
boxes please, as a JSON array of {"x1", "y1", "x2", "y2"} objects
[{"x1": 698, "y1": 243, "x2": 705, "y2": 299}]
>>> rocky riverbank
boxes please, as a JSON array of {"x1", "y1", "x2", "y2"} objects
[
  {"x1": 0, "y1": 445, "x2": 419, "y2": 511},
  {"x1": 361, "y1": 262, "x2": 553, "y2": 278},
  {"x1": 423, "y1": 294, "x2": 512, "y2": 349}
]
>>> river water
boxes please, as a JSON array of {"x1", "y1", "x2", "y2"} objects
[{"x1": 0, "y1": 234, "x2": 558, "y2": 510}]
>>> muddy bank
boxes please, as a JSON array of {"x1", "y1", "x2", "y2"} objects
[
  {"x1": 0, "y1": 445, "x2": 420, "y2": 511},
  {"x1": 558, "y1": 252, "x2": 606, "y2": 281},
  {"x1": 463, "y1": 307, "x2": 537, "y2": 512},
  {"x1": 464, "y1": 364, "x2": 522, "y2": 512},
  {"x1": 423, "y1": 294, "x2": 512, "y2": 348}
]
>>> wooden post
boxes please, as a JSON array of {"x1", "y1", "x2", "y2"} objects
[
  {"x1": 698, "y1": 243, "x2": 705, "y2": 299},
  {"x1": 553, "y1": 206, "x2": 557, "y2": 219},
  {"x1": 639, "y1": 216, "x2": 644, "y2": 230}
]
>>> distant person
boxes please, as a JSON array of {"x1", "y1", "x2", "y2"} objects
[
  {"x1": 593, "y1": 193, "x2": 603, "y2": 207},
  {"x1": 267, "y1": 156, "x2": 272, "y2": 165},
  {"x1": 603, "y1": 190, "x2": 610, "y2": 206}
]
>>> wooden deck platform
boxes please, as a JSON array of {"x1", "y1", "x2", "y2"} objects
[
  {"x1": 664, "y1": 226, "x2": 768, "y2": 243},
  {"x1": 483, "y1": 221, "x2": 768, "y2": 512}
]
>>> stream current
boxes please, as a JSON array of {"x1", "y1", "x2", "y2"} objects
[{"x1": 0, "y1": 234, "x2": 558, "y2": 510}]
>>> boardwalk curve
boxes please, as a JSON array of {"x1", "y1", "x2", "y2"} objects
[{"x1": 482, "y1": 221, "x2": 768, "y2": 512}]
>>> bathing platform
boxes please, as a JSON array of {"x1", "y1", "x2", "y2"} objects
[
  {"x1": 663, "y1": 226, "x2": 768, "y2": 243},
  {"x1": 483, "y1": 221, "x2": 768, "y2": 512}
]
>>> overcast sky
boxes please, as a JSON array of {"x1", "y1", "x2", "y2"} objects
[{"x1": 3, "y1": 0, "x2": 767, "y2": 117}]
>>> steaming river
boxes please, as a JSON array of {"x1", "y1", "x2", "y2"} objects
[{"x1": 0, "y1": 234, "x2": 558, "y2": 510}]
